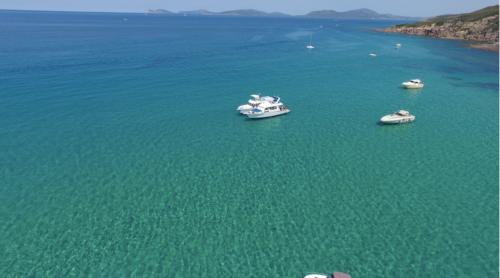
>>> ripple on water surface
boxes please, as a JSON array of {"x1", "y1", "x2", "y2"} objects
[{"x1": 0, "y1": 11, "x2": 498, "y2": 277}]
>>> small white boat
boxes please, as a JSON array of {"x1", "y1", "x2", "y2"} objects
[
  {"x1": 380, "y1": 110, "x2": 415, "y2": 124},
  {"x1": 401, "y1": 79, "x2": 424, "y2": 89},
  {"x1": 246, "y1": 99, "x2": 290, "y2": 119},
  {"x1": 304, "y1": 272, "x2": 351, "y2": 278},
  {"x1": 304, "y1": 274, "x2": 329, "y2": 278},
  {"x1": 306, "y1": 34, "x2": 315, "y2": 49},
  {"x1": 369, "y1": 53, "x2": 377, "y2": 57},
  {"x1": 396, "y1": 43, "x2": 402, "y2": 48}
]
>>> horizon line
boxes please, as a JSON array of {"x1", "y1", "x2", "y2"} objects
[{"x1": 0, "y1": 7, "x2": 433, "y2": 18}]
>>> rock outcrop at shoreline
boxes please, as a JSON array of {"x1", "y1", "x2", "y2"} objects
[{"x1": 382, "y1": 5, "x2": 499, "y2": 51}]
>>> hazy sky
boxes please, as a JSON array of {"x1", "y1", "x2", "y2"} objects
[{"x1": 1, "y1": 0, "x2": 498, "y2": 17}]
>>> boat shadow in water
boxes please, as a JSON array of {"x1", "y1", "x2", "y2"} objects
[
  {"x1": 377, "y1": 121, "x2": 416, "y2": 127},
  {"x1": 398, "y1": 86, "x2": 424, "y2": 93},
  {"x1": 401, "y1": 88, "x2": 423, "y2": 100},
  {"x1": 245, "y1": 116, "x2": 286, "y2": 130}
]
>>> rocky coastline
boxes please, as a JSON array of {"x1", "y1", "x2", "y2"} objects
[{"x1": 381, "y1": 5, "x2": 499, "y2": 52}]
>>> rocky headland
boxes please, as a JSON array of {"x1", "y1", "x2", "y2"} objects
[{"x1": 382, "y1": 5, "x2": 499, "y2": 51}]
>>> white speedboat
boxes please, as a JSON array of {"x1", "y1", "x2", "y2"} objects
[
  {"x1": 401, "y1": 79, "x2": 424, "y2": 89},
  {"x1": 236, "y1": 94, "x2": 277, "y2": 115},
  {"x1": 304, "y1": 274, "x2": 329, "y2": 278},
  {"x1": 380, "y1": 110, "x2": 415, "y2": 124},
  {"x1": 304, "y1": 272, "x2": 351, "y2": 278},
  {"x1": 396, "y1": 43, "x2": 402, "y2": 48},
  {"x1": 369, "y1": 53, "x2": 377, "y2": 57},
  {"x1": 246, "y1": 99, "x2": 290, "y2": 119}
]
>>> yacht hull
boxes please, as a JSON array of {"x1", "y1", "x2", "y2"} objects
[
  {"x1": 239, "y1": 109, "x2": 253, "y2": 115},
  {"x1": 380, "y1": 115, "x2": 415, "y2": 124},
  {"x1": 237, "y1": 104, "x2": 253, "y2": 111},
  {"x1": 401, "y1": 83, "x2": 424, "y2": 89},
  {"x1": 303, "y1": 272, "x2": 351, "y2": 278},
  {"x1": 246, "y1": 109, "x2": 290, "y2": 119}
]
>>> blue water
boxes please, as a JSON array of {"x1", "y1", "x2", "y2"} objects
[{"x1": 0, "y1": 10, "x2": 498, "y2": 277}]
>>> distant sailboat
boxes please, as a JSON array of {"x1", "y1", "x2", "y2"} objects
[{"x1": 306, "y1": 35, "x2": 315, "y2": 49}]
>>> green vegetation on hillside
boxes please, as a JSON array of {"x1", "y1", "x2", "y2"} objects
[{"x1": 396, "y1": 5, "x2": 499, "y2": 28}]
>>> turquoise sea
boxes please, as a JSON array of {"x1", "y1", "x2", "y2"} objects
[{"x1": 0, "y1": 10, "x2": 498, "y2": 277}]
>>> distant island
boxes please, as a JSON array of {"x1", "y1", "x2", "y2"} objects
[
  {"x1": 382, "y1": 5, "x2": 499, "y2": 51},
  {"x1": 147, "y1": 8, "x2": 419, "y2": 20},
  {"x1": 304, "y1": 8, "x2": 418, "y2": 20},
  {"x1": 146, "y1": 9, "x2": 175, "y2": 15}
]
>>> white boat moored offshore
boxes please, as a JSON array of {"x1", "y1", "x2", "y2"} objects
[
  {"x1": 369, "y1": 53, "x2": 377, "y2": 57},
  {"x1": 396, "y1": 43, "x2": 402, "y2": 48},
  {"x1": 306, "y1": 34, "x2": 315, "y2": 49},
  {"x1": 246, "y1": 99, "x2": 290, "y2": 119},
  {"x1": 401, "y1": 79, "x2": 424, "y2": 89},
  {"x1": 236, "y1": 94, "x2": 277, "y2": 115},
  {"x1": 380, "y1": 110, "x2": 416, "y2": 124},
  {"x1": 304, "y1": 274, "x2": 329, "y2": 278}
]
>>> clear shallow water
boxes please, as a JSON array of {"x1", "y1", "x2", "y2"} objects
[{"x1": 0, "y1": 10, "x2": 498, "y2": 277}]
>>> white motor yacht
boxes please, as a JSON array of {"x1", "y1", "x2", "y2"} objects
[
  {"x1": 246, "y1": 98, "x2": 290, "y2": 119},
  {"x1": 401, "y1": 79, "x2": 424, "y2": 89},
  {"x1": 369, "y1": 53, "x2": 377, "y2": 57},
  {"x1": 380, "y1": 110, "x2": 415, "y2": 124},
  {"x1": 237, "y1": 94, "x2": 276, "y2": 115}
]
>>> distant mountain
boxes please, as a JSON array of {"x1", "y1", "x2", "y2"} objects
[
  {"x1": 146, "y1": 7, "x2": 416, "y2": 19},
  {"x1": 305, "y1": 8, "x2": 418, "y2": 20},
  {"x1": 153, "y1": 9, "x2": 290, "y2": 17},
  {"x1": 147, "y1": 9, "x2": 174, "y2": 14},
  {"x1": 219, "y1": 9, "x2": 289, "y2": 17},
  {"x1": 178, "y1": 9, "x2": 218, "y2": 16},
  {"x1": 304, "y1": 10, "x2": 341, "y2": 18}
]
